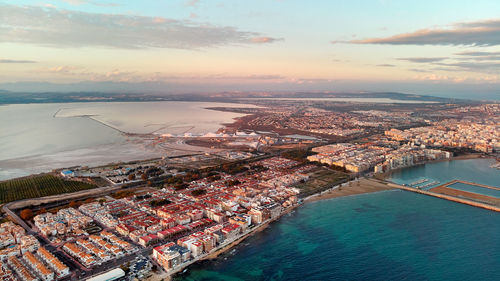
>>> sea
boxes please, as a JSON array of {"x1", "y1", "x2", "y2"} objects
[
  {"x1": 387, "y1": 158, "x2": 499, "y2": 189},
  {"x1": 0, "y1": 101, "x2": 254, "y2": 180},
  {"x1": 176, "y1": 159, "x2": 500, "y2": 281}
]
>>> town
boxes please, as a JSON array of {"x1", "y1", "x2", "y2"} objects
[
  {"x1": 0, "y1": 157, "x2": 322, "y2": 281},
  {"x1": 0, "y1": 101, "x2": 498, "y2": 281}
]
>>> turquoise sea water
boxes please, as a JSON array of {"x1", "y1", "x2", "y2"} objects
[
  {"x1": 447, "y1": 182, "x2": 500, "y2": 198},
  {"x1": 176, "y1": 159, "x2": 500, "y2": 281},
  {"x1": 387, "y1": 158, "x2": 500, "y2": 189}
]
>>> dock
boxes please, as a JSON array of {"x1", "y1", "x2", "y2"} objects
[
  {"x1": 408, "y1": 178, "x2": 428, "y2": 187},
  {"x1": 440, "y1": 179, "x2": 500, "y2": 191},
  {"x1": 386, "y1": 181, "x2": 500, "y2": 212}
]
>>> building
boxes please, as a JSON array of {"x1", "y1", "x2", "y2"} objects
[
  {"x1": 221, "y1": 224, "x2": 241, "y2": 240},
  {"x1": 139, "y1": 234, "x2": 159, "y2": 247},
  {"x1": 7, "y1": 256, "x2": 37, "y2": 281},
  {"x1": 153, "y1": 244, "x2": 182, "y2": 271},
  {"x1": 23, "y1": 251, "x2": 54, "y2": 281},
  {"x1": 86, "y1": 268, "x2": 125, "y2": 281},
  {"x1": 37, "y1": 247, "x2": 70, "y2": 278}
]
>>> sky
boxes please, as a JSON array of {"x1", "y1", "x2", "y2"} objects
[{"x1": 0, "y1": 0, "x2": 499, "y2": 98}]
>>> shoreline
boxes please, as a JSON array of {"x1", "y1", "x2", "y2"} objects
[
  {"x1": 165, "y1": 156, "x2": 497, "y2": 278},
  {"x1": 0, "y1": 102, "x2": 254, "y2": 181},
  {"x1": 201, "y1": 205, "x2": 297, "y2": 261},
  {"x1": 378, "y1": 153, "x2": 488, "y2": 179},
  {"x1": 162, "y1": 179, "x2": 393, "y2": 280},
  {"x1": 149, "y1": 205, "x2": 300, "y2": 281}
]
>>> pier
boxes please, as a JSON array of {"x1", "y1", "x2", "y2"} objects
[
  {"x1": 440, "y1": 179, "x2": 500, "y2": 191},
  {"x1": 408, "y1": 178, "x2": 428, "y2": 187},
  {"x1": 386, "y1": 181, "x2": 500, "y2": 212}
]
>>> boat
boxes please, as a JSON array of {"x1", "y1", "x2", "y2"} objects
[
  {"x1": 419, "y1": 181, "x2": 440, "y2": 189},
  {"x1": 409, "y1": 178, "x2": 429, "y2": 187}
]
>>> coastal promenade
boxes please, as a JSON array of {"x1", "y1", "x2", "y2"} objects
[{"x1": 148, "y1": 205, "x2": 298, "y2": 281}]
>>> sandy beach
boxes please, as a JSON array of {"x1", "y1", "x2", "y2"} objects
[{"x1": 305, "y1": 178, "x2": 393, "y2": 202}]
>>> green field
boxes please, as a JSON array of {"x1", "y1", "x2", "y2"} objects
[
  {"x1": 0, "y1": 174, "x2": 97, "y2": 204},
  {"x1": 295, "y1": 167, "x2": 350, "y2": 198}
]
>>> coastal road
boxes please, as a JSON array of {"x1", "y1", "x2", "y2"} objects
[
  {"x1": 161, "y1": 206, "x2": 297, "y2": 278},
  {"x1": 1, "y1": 204, "x2": 33, "y2": 232},
  {"x1": 1, "y1": 183, "x2": 127, "y2": 237}
]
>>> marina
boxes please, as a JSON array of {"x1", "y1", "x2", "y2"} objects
[
  {"x1": 387, "y1": 159, "x2": 500, "y2": 211},
  {"x1": 408, "y1": 178, "x2": 428, "y2": 187},
  {"x1": 416, "y1": 181, "x2": 440, "y2": 189},
  {"x1": 404, "y1": 178, "x2": 440, "y2": 190},
  {"x1": 175, "y1": 188, "x2": 500, "y2": 281}
]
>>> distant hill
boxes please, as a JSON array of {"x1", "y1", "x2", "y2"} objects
[{"x1": 0, "y1": 89, "x2": 483, "y2": 105}]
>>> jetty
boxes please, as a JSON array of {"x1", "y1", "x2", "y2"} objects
[
  {"x1": 385, "y1": 180, "x2": 500, "y2": 212},
  {"x1": 441, "y1": 179, "x2": 500, "y2": 191},
  {"x1": 417, "y1": 181, "x2": 439, "y2": 189},
  {"x1": 408, "y1": 178, "x2": 428, "y2": 187}
]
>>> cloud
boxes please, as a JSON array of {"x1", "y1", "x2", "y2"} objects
[
  {"x1": 455, "y1": 51, "x2": 500, "y2": 56},
  {"x1": 0, "y1": 59, "x2": 37, "y2": 63},
  {"x1": 62, "y1": 0, "x2": 86, "y2": 4},
  {"x1": 397, "y1": 57, "x2": 447, "y2": 63},
  {"x1": 249, "y1": 37, "x2": 283, "y2": 44},
  {"x1": 454, "y1": 51, "x2": 500, "y2": 61},
  {"x1": 145, "y1": 73, "x2": 287, "y2": 82},
  {"x1": 413, "y1": 73, "x2": 499, "y2": 84},
  {"x1": 0, "y1": 4, "x2": 280, "y2": 49},
  {"x1": 460, "y1": 56, "x2": 500, "y2": 61},
  {"x1": 45, "y1": 65, "x2": 82, "y2": 74},
  {"x1": 376, "y1": 64, "x2": 396, "y2": 67},
  {"x1": 32, "y1": 66, "x2": 289, "y2": 83},
  {"x1": 338, "y1": 19, "x2": 500, "y2": 46},
  {"x1": 61, "y1": 0, "x2": 120, "y2": 7},
  {"x1": 433, "y1": 61, "x2": 500, "y2": 73},
  {"x1": 392, "y1": 50, "x2": 500, "y2": 74},
  {"x1": 415, "y1": 74, "x2": 451, "y2": 81},
  {"x1": 185, "y1": 0, "x2": 200, "y2": 7},
  {"x1": 408, "y1": 68, "x2": 431, "y2": 73},
  {"x1": 100, "y1": 70, "x2": 135, "y2": 81}
]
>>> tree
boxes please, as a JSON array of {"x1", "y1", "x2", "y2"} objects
[
  {"x1": 141, "y1": 174, "x2": 148, "y2": 181},
  {"x1": 150, "y1": 199, "x2": 172, "y2": 207},
  {"x1": 191, "y1": 189, "x2": 207, "y2": 197},
  {"x1": 37, "y1": 208, "x2": 47, "y2": 215},
  {"x1": 20, "y1": 209, "x2": 34, "y2": 220},
  {"x1": 224, "y1": 179, "x2": 241, "y2": 187},
  {"x1": 128, "y1": 174, "x2": 136, "y2": 181},
  {"x1": 68, "y1": 201, "x2": 78, "y2": 208}
]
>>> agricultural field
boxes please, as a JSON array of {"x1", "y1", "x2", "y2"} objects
[{"x1": 0, "y1": 174, "x2": 97, "y2": 204}]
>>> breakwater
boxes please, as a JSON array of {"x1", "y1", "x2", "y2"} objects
[{"x1": 387, "y1": 182, "x2": 500, "y2": 212}]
